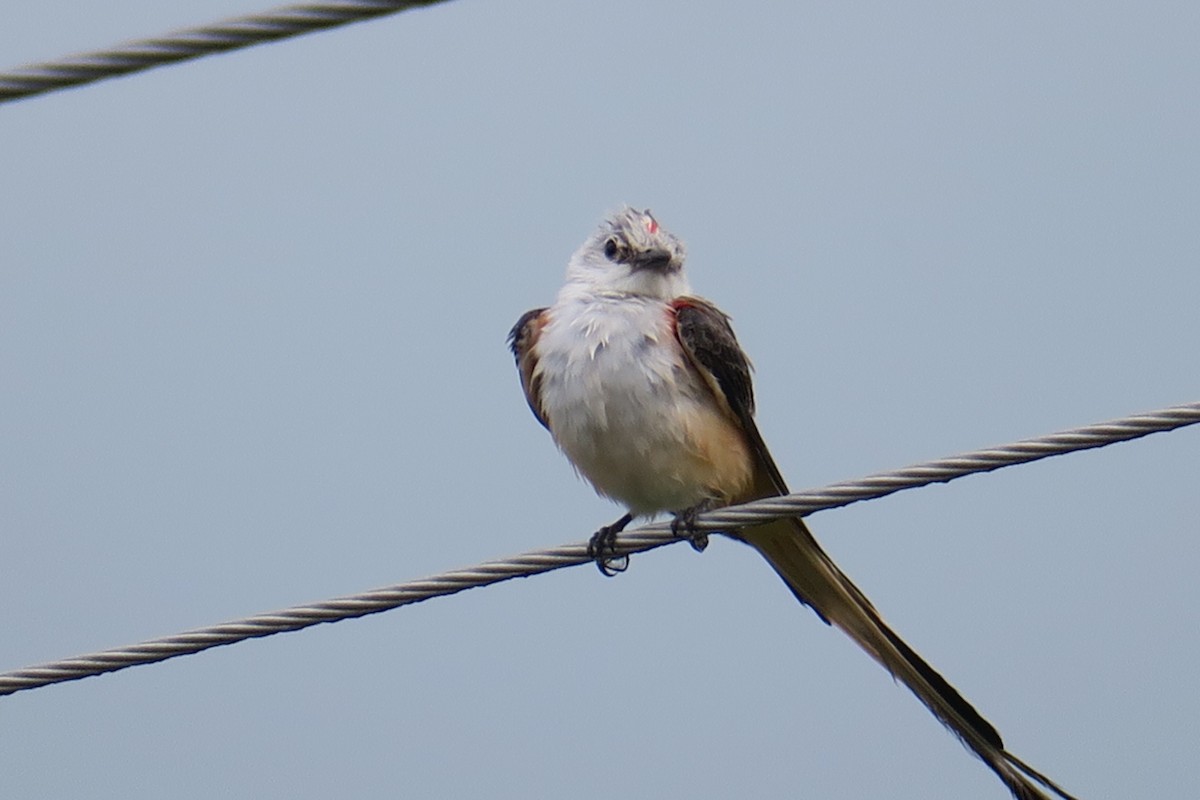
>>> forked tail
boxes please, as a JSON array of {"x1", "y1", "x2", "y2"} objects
[{"x1": 741, "y1": 516, "x2": 1078, "y2": 800}]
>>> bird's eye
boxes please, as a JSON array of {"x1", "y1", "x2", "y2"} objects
[{"x1": 603, "y1": 237, "x2": 620, "y2": 260}]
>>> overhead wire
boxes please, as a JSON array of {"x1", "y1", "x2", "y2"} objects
[
  {"x1": 0, "y1": 0, "x2": 455, "y2": 104},
  {"x1": 1, "y1": 400, "x2": 1196, "y2": 698}
]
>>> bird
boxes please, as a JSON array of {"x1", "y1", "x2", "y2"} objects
[{"x1": 508, "y1": 206, "x2": 1077, "y2": 800}]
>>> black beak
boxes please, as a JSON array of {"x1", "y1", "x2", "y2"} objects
[{"x1": 629, "y1": 247, "x2": 674, "y2": 272}]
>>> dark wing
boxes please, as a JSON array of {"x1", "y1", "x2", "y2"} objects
[
  {"x1": 508, "y1": 308, "x2": 550, "y2": 430},
  {"x1": 671, "y1": 296, "x2": 789, "y2": 495}
]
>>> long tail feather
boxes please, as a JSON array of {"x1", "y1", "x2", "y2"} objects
[{"x1": 741, "y1": 516, "x2": 1077, "y2": 800}]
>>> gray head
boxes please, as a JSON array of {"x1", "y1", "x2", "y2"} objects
[{"x1": 561, "y1": 207, "x2": 690, "y2": 300}]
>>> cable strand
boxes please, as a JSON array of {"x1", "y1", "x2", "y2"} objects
[
  {"x1": 0, "y1": 0, "x2": 454, "y2": 103},
  {"x1": 1, "y1": 400, "x2": 1196, "y2": 696}
]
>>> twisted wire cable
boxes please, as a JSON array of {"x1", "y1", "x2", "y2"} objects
[
  {"x1": 0, "y1": 0, "x2": 453, "y2": 104},
  {"x1": 689, "y1": 400, "x2": 1200, "y2": 529},
  {"x1": 1, "y1": 400, "x2": 1196, "y2": 697}
]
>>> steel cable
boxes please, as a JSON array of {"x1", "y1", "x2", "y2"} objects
[{"x1": 2, "y1": 400, "x2": 1195, "y2": 697}]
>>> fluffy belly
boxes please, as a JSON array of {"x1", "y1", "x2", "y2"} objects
[
  {"x1": 537, "y1": 301, "x2": 753, "y2": 515},
  {"x1": 558, "y1": 400, "x2": 754, "y2": 515}
]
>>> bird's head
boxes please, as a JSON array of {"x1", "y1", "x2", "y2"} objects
[{"x1": 562, "y1": 207, "x2": 689, "y2": 300}]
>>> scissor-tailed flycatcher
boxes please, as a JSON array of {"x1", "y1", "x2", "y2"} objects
[{"x1": 509, "y1": 207, "x2": 1076, "y2": 800}]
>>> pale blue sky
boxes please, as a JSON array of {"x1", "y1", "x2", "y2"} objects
[{"x1": 2, "y1": 2, "x2": 1198, "y2": 798}]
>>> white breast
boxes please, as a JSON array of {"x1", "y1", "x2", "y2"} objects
[{"x1": 534, "y1": 294, "x2": 752, "y2": 515}]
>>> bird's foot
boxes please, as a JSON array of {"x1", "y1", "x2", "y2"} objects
[
  {"x1": 587, "y1": 512, "x2": 633, "y2": 576},
  {"x1": 671, "y1": 500, "x2": 717, "y2": 553}
]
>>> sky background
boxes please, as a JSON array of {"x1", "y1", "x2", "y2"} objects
[{"x1": 2, "y1": 2, "x2": 1198, "y2": 798}]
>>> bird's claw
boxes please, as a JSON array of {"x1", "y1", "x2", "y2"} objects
[
  {"x1": 671, "y1": 503, "x2": 713, "y2": 553},
  {"x1": 588, "y1": 513, "x2": 633, "y2": 576}
]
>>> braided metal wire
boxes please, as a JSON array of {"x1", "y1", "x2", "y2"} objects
[
  {"x1": 692, "y1": 401, "x2": 1200, "y2": 529},
  {"x1": 0, "y1": 0, "x2": 452, "y2": 104},
  {"x1": 1, "y1": 400, "x2": 1196, "y2": 696}
]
